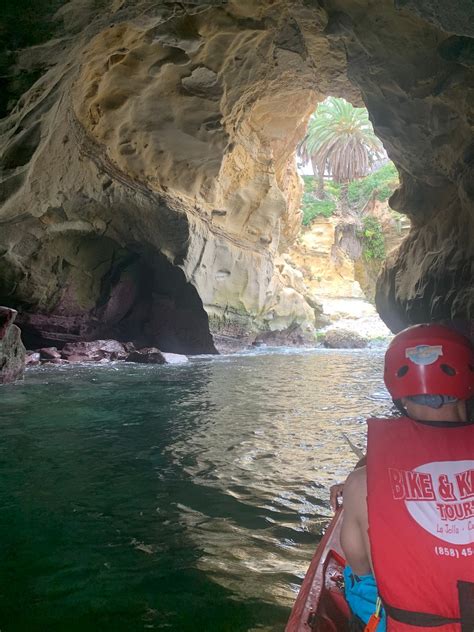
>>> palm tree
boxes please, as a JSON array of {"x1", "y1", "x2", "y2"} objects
[{"x1": 301, "y1": 97, "x2": 384, "y2": 210}]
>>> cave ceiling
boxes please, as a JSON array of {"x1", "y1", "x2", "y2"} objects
[{"x1": 0, "y1": 0, "x2": 472, "y2": 351}]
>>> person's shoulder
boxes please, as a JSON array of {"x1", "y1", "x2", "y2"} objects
[
  {"x1": 344, "y1": 466, "x2": 367, "y2": 496},
  {"x1": 343, "y1": 466, "x2": 367, "y2": 520}
]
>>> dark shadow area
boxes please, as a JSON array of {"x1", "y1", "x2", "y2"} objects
[
  {"x1": 11, "y1": 234, "x2": 216, "y2": 354},
  {"x1": 0, "y1": 0, "x2": 66, "y2": 117},
  {"x1": 101, "y1": 249, "x2": 217, "y2": 355}
]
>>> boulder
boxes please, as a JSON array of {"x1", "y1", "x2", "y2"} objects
[
  {"x1": 126, "y1": 348, "x2": 166, "y2": 364},
  {"x1": 254, "y1": 324, "x2": 316, "y2": 348},
  {"x1": 39, "y1": 347, "x2": 62, "y2": 360},
  {"x1": 321, "y1": 328, "x2": 368, "y2": 349},
  {"x1": 161, "y1": 352, "x2": 189, "y2": 364},
  {"x1": 0, "y1": 307, "x2": 16, "y2": 339},
  {"x1": 25, "y1": 351, "x2": 41, "y2": 366},
  {"x1": 61, "y1": 340, "x2": 128, "y2": 361},
  {"x1": 0, "y1": 307, "x2": 26, "y2": 384}
]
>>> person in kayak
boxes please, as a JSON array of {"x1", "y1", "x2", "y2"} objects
[{"x1": 340, "y1": 323, "x2": 473, "y2": 632}]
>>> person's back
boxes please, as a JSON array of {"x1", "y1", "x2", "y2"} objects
[{"x1": 341, "y1": 324, "x2": 474, "y2": 631}]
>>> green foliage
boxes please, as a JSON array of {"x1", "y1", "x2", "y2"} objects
[
  {"x1": 300, "y1": 163, "x2": 399, "y2": 228},
  {"x1": 359, "y1": 216, "x2": 386, "y2": 261},
  {"x1": 302, "y1": 198, "x2": 336, "y2": 225},
  {"x1": 302, "y1": 176, "x2": 316, "y2": 193},
  {"x1": 347, "y1": 163, "x2": 398, "y2": 208},
  {"x1": 301, "y1": 176, "x2": 336, "y2": 225},
  {"x1": 301, "y1": 97, "x2": 384, "y2": 183},
  {"x1": 324, "y1": 180, "x2": 342, "y2": 198}
]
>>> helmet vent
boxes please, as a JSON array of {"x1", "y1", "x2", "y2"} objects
[
  {"x1": 440, "y1": 363, "x2": 456, "y2": 376},
  {"x1": 397, "y1": 365, "x2": 409, "y2": 377}
]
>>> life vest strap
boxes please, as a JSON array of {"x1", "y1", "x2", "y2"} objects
[
  {"x1": 383, "y1": 581, "x2": 474, "y2": 629},
  {"x1": 383, "y1": 602, "x2": 460, "y2": 627},
  {"x1": 458, "y1": 581, "x2": 474, "y2": 632}
]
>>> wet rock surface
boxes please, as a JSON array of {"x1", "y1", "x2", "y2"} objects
[
  {"x1": 25, "y1": 352, "x2": 41, "y2": 366},
  {"x1": 61, "y1": 340, "x2": 129, "y2": 362},
  {"x1": 39, "y1": 347, "x2": 62, "y2": 360},
  {"x1": 25, "y1": 340, "x2": 184, "y2": 365},
  {"x1": 0, "y1": 307, "x2": 26, "y2": 384},
  {"x1": 161, "y1": 352, "x2": 189, "y2": 364},
  {"x1": 254, "y1": 325, "x2": 317, "y2": 349},
  {"x1": 126, "y1": 348, "x2": 166, "y2": 364},
  {"x1": 0, "y1": 0, "x2": 472, "y2": 342},
  {"x1": 321, "y1": 328, "x2": 368, "y2": 349}
]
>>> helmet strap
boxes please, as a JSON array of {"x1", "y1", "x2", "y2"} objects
[
  {"x1": 467, "y1": 398, "x2": 474, "y2": 423},
  {"x1": 393, "y1": 399, "x2": 407, "y2": 416}
]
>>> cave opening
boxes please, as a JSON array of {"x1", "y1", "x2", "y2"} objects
[
  {"x1": 103, "y1": 249, "x2": 218, "y2": 355},
  {"x1": 290, "y1": 94, "x2": 408, "y2": 325},
  {"x1": 12, "y1": 235, "x2": 217, "y2": 355},
  {"x1": 1, "y1": 0, "x2": 472, "y2": 358}
]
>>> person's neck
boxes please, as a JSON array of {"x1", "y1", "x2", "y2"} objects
[{"x1": 402, "y1": 399, "x2": 468, "y2": 423}]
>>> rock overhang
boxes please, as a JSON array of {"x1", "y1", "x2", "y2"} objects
[{"x1": 0, "y1": 0, "x2": 472, "y2": 351}]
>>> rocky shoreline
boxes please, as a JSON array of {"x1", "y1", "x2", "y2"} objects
[
  {"x1": 1, "y1": 305, "x2": 190, "y2": 384},
  {"x1": 2, "y1": 305, "x2": 388, "y2": 385},
  {"x1": 26, "y1": 340, "x2": 189, "y2": 368}
]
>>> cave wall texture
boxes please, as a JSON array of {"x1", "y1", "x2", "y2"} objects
[{"x1": 0, "y1": 0, "x2": 473, "y2": 352}]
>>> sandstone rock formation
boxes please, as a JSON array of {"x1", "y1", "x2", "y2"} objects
[
  {"x1": 0, "y1": 0, "x2": 473, "y2": 350},
  {"x1": 286, "y1": 202, "x2": 408, "y2": 334},
  {"x1": 289, "y1": 218, "x2": 366, "y2": 302},
  {"x1": 0, "y1": 307, "x2": 26, "y2": 383}
]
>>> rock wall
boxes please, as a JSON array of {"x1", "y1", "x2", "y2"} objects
[
  {"x1": 0, "y1": 0, "x2": 473, "y2": 350},
  {"x1": 0, "y1": 307, "x2": 26, "y2": 383},
  {"x1": 288, "y1": 218, "x2": 365, "y2": 301},
  {"x1": 324, "y1": 0, "x2": 474, "y2": 331},
  {"x1": 285, "y1": 202, "x2": 408, "y2": 336}
]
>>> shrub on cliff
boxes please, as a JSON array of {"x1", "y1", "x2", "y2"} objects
[
  {"x1": 347, "y1": 162, "x2": 398, "y2": 209},
  {"x1": 359, "y1": 216, "x2": 386, "y2": 261},
  {"x1": 302, "y1": 197, "x2": 336, "y2": 225},
  {"x1": 301, "y1": 163, "x2": 399, "y2": 227},
  {"x1": 301, "y1": 176, "x2": 337, "y2": 225}
]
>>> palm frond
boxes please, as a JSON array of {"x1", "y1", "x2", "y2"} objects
[{"x1": 300, "y1": 97, "x2": 384, "y2": 184}]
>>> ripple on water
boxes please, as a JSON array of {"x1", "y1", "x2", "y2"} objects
[{"x1": 0, "y1": 347, "x2": 392, "y2": 631}]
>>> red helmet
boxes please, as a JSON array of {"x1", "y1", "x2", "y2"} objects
[{"x1": 384, "y1": 324, "x2": 474, "y2": 400}]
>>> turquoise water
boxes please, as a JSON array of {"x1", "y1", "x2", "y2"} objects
[{"x1": 0, "y1": 348, "x2": 391, "y2": 631}]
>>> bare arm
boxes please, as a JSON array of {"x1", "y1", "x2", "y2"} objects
[
  {"x1": 340, "y1": 466, "x2": 372, "y2": 575},
  {"x1": 329, "y1": 455, "x2": 366, "y2": 512}
]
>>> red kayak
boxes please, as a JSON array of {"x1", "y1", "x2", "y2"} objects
[{"x1": 286, "y1": 508, "x2": 350, "y2": 631}]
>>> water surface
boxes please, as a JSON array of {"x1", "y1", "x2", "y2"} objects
[{"x1": 0, "y1": 348, "x2": 391, "y2": 631}]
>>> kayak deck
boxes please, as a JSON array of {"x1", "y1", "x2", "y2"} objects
[{"x1": 286, "y1": 509, "x2": 350, "y2": 631}]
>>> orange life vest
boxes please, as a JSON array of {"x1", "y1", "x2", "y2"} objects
[{"x1": 366, "y1": 416, "x2": 474, "y2": 632}]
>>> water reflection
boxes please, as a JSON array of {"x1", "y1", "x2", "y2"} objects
[
  {"x1": 168, "y1": 349, "x2": 391, "y2": 606},
  {"x1": 0, "y1": 348, "x2": 391, "y2": 630}
]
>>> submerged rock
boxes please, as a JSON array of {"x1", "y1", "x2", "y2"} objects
[
  {"x1": 321, "y1": 328, "x2": 368, "y2": 349},
  {"x1": 0, "y1": 307, "x2": 26, "y2": 384}
]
